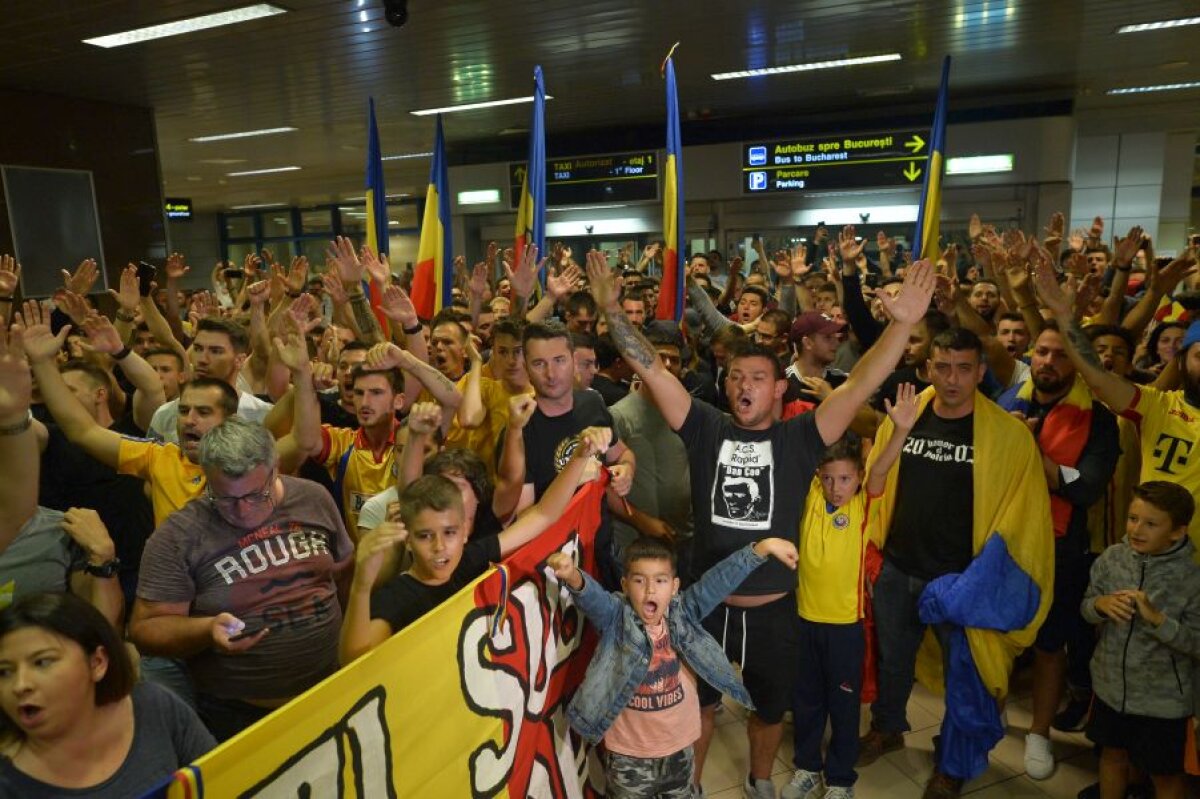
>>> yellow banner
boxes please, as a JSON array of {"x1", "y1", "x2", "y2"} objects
[{"x1": 151, "y1": 481, "x2": 606, "y2": 799}]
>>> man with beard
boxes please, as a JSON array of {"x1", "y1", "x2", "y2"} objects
[
  {"x1": 588, "y1": 248, "x2": 934, "y2": 799},
  {"x1": 753, "y1": 309, "x2": 792, "y2": 360},
  {"x1": 1036, "y1": 266, "x2": 1200, "y2": 553},
  {"x1": 493, "y1": 320, "x2": 634, "y2": 588},
  {"x1": 318, "y1": 341, "x2": 368, "y2": 428},
  {"x1": 997, "y1": 323, "x2": 1119, "y2": 780},
  {"x1": 967, "y1": 278, "x2": 1001, "y2": 326}
]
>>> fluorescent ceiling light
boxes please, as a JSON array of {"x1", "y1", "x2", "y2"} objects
[
  {"x1": 227, "y1": 166, "x2": 302, "y2": 177},
  {"x1": 382, "y1": 152, "x2": 433, "y2": 161},
  {"x1": 1107, "y1": 81, "x2": 1200, "y2": 95},
  {"x1": 548, "y1": 204, "x2": 630, "y2": 212},
  {"x1": 1117, "y1": 16, "x2": 1200, "y2": 33},
  {"x1": 230, "y1": 202, "x2": 286, "y2": 210},
  {"x1": 712, "y1": 53, "x2": 902, "y2": 81},
  {"x1": 190, "y1": 127, "x2": 296, "y2": 143},
  {"x1": 84, "y1": 4, "x2": 286, "y2": 48},
  {"x1": 457, "y1": 189, "x2": 501, "y2": 205},
  {"x1": 411, "y1": 95, "x2": 554, "y2": 116},
  {"x1": 945, "y1": 154, "x2": 1014, "y2": 175}
]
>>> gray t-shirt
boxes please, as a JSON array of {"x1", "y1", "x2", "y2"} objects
[
  {"x1": 136, "y1": 476, "x2": 353, "y2": 700},
  {"x1": 147, "y1": 391, "x2": 273, "y2": 444},
  {"x1": 0, "y1": 507, "x2": 84, "y2": 609},
  {"x1": 0, "y1": 682, "x2": 214, "y2": 798},
  {"x1": 610, "y1": 390, "x2": 693, "y2": 553}
]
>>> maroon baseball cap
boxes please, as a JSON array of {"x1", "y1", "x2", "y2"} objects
[{"x1": 790, "y1": 311, "x2": 846, "y2": 344}]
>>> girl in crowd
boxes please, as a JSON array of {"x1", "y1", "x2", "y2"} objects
[{"x1": 0, "y1": 593, "x2": 214, "y2": 798}]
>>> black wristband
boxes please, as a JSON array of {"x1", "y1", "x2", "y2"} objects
[
  {"x1": 402, "y1": 322, "x2": 423, "y2": 335},
  {"x1": 113, "y1": 346, "x2": 132, "y2": 360},
  {"x1": 0, "y1": 296, "x2": 11, "y2": 303},
  {"x1": 287, "y1": 290, "x2": 302, "y2": 298}
]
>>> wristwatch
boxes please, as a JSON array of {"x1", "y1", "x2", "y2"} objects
[{"x1": 83, "y1": 558, "x2": 121, "y2": 578}]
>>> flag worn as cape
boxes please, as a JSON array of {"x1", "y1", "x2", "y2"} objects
[{"x1": 865, "y1": 386, "x2": 1054, "y2": 699}]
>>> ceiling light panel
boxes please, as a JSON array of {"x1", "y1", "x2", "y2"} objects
[
  {"x1": 711, "y1": 54, "x2": 902, "y2": 81},
  {"x1": 1107, "y1": 81, "x2": 1200, "y2": 95},
  {"x1": 411, "y1": 96, "x2": 553, "y2": 116},
  {"x1": 227, "y1": 166, "x2": 302, "y2": 177},
  {"x1": 1117, "y1": 16, "x2": 1200, "y2": 34},
  {"x1": 84, "y1": 4, "x2": 287, "y2": 48},
  {"x1": 190, "y1": 127, "x2": 297, "y2": 143}
]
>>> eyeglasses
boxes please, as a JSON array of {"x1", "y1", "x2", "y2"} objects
[{"x1": 205, "y1": 469, "x2": 276, "y2": 511}]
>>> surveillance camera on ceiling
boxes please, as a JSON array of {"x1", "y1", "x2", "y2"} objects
[
  {"x1": 382, "y1": 0, "x2": 408, "y2": 27},
  {"x1": 859, "y1": 212, "x2": 871, "y2": 224}
]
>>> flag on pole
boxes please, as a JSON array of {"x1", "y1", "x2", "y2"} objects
[
  {"x1": 364, "y1": 98, "x2": 391, "y2": 333},
  {"x1": 514, "y1": 66, "x2": 547, "y2": 279},
  {"x1": 912, "y1": 56, "x2": 951, "y2": 262},
  {"x1": 411, "y1": 115, "x2": 453, "y2": 320},
  {"x1": 657, "y1": 44, "x2": 685, "y2": 322}
]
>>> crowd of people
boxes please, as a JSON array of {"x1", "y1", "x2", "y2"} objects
[{"x1": 0, "y1": 212, "x2": 1196, "y2": 799}]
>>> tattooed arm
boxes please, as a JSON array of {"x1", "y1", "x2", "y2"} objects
[
  {"x1": 346, "y1": 287, "x2": 385, "y2": 345},
  {"x1": 1032, "y1": 261, "x2": 1137, "y2": 413},
  {"x1": 585, "y1": 251, "x2": 693, "y2": 430}
]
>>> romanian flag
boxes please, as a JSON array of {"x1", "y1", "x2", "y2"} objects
[
  {"x1": 912, "y1": 56, "x2": 951, "y2": 262},
  {"x1": 514, "y1": 66, "x2": 547, "y2": 273},
  {"x1": 364, "y1": 98, "x2": 391, "y2": 333},
  {"x1": 658, "y1": 44, "x2": 685, "y2": 321},
  {"x1": 411, "y1": 115, "x2": 452, "y2": 320}
]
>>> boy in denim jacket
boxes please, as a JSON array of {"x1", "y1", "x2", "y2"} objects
[{"x1": 549, "y1": 536, "x2": 798, "y2": 798}]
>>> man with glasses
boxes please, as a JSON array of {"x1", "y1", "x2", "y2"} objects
[
  {"x1": 129, "y1": 416, "x2": 353, "y2": 742},
  {"x1": 753, "y1": 309, "x2": 792, "y2": 359}
]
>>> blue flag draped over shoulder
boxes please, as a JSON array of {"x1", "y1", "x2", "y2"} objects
[{"x1": 912, "y1": 56, "x2": 950, "y2": 262}]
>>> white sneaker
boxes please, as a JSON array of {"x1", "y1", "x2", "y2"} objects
[
  {"x1": 824, "y1": 787, "x2": 855, "y2": 799},
  {"x1": 744, "y1": 775, "x2": 777, "y2": 799},
  {"x1": 1024, "y1": 732, "x2": 1055, "y2": 780},
  {"x1": 781, "y1": 769, "x2": 823, "y2": 799}
]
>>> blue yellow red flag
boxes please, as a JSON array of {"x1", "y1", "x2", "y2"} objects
[
  {"x1": 364, "y1": 98, "x2": 391, "y2": 332},
  {"x1": 658, "y1": 44, "x2": 685, "y2": 321},
  {"x1": 912, "y1": 56, "x2": 950, "y2": 262},
  {"x1": 411, "y1": 115, "x2": 452, "y2": 320},
  {"x1": 515, "y1": 66, "x2": 547, "y2": 287}
]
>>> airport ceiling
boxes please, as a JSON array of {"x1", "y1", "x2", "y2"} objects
[{"x1": 3, "y1": 0, "x2": 1199, "y2": 211}]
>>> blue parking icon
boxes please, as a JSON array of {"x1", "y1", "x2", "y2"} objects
[
  {"x1": 748, "y1": 171, "x2": 768, "y2": 191},
  {"x1": 748, "y1": 146, "x2": 767, "y2": 166}
]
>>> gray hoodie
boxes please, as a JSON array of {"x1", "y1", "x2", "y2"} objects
[{"x1": 1082, "y1": 536, "x2": 1200, "y2": 719}]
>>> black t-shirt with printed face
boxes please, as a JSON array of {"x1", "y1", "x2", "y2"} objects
[
  {"x1": 884, "y1": 406, "x2": 975, "y2": 580},
  {"x1": 677, "y1": 399, "x2": 825, "y2": 594}
]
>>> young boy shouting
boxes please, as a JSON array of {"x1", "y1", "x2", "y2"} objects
[
  {"x1": 784, "y1": 383, "x2": 916, "y2": 799},
  {"x1": 548, "y1": 536, "x2": 798, "y2": 798},
  {"x1": 339, "y1": 426, "x2": 609, "y2": 664},
  {"x1": 1082, "y1": 480, "x2": 1199, "y2": 799}
]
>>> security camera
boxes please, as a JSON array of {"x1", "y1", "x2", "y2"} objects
[
  {"x1": 585, "y1": 224, "x2": 594, "y2": 235},
  {"x1": 859, "y1": 212, "x2": 871, "y2": 224},
  {"x1": 382, "y1": 0, "x2": 408, "y2": 27}
]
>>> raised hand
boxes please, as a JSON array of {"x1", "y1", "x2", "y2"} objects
[
  {"x1": 379, "y1": 284, "x2": 418, "y2": 328},
  {"x1": 879, "y1": 259, "x2": 935, "y2": 324},
  {"x1": 1063, "y1": 251, "x2": 1088, "y2": 279},
  {"x1": 164, "y1": 252, "x2": 190, "y2": 282},
  {"x1": 1149, "y1": 250, "x2": 1198, "y2": 296},
  {"x1": 55, "y1": 290, "x2": 91, "y2": 326},
  {"x1": 1074, "y1": 272, "x2": 1101, "y2": 319},
  {"x1": 788, "y1": 243, "x2": 809, "y2": 277},
  {"x1": 1068, "y1": 229, "x2": 1086, "y2": 253},
  {"x1": 837, "y1": 225, "x2": 866, "y2": 263},
  {"x1": 353, "y1": 522, "x2": 409, "y2": 591},
  {"x1": 1112, "y1": 226, "x2": 1145, "y2": 267},
  {"x1": 876, "y1": 230, "x2": 896, "y2": 256},
  {"x1": 968, "y1": 213, "x2": 983, "y2": 242},
  {"x1": 0, "y1": 324, "x2": 32, "y2": 421},
  {"x1": 505, "y1": 244, "x2": 543, "y2": 300},
  {"x1": 321, "y1": 270, "x2": 349, "y2": 306},
  {"x1": 1032, "y1": 254, "x2": 1074, "y2": 318},
  {"x1": 62, "y1": 258, "x2": 99, "y2": 296},
  {"x1": 508, "y1": 394, "x2": 537, "y2": 430},
  {"x1": 643, "y1": 242, "x2": 661, "y2": 260},
  {"x1": 326, "y1": 236, "x2": 364, "y2": 284},
  {"x1": 13, "y1": 301, "x2": 68, "y2": 363},
  {"x1": 285, "y1": 255, "x2": 310, "y2": 294},
  {"x1": 360, "y1": 246, "x2": 391, "y2": 288},
  {"x1": 364, "y1": 342, "x2": 408, "y2": 371},
  {"x1": 272, "y1": 329, "x2": 312, "y2": 374},
  {"x1": 0, "y1": 255, "x2": 21, "y2": 297},
  {"x1": 546, "y1": 551, "x2": 582, "y2": 588},
  {"x1": 80, "y1": 313, "x2": 124, "y2": 355},
  {"x1": 243, "y1": 252, "x2": 263, "y2": 279},
  {"x1": 285, "y1": 292, "x2": 321, "y2": 335},
  {"x1": 105, "y1": 265, "x2": 140, "y2": 314},
  {"x1": 1043, "y1": 212, "x2": 1065, "y2": 260},
  {"x1": 467, "y1": 262, "x2": 489, "y2": 299},
  {"x1": 246, "y1": 280, "x2": 270, "y2": 308},
  {"x1": 585, "y1": 250, "x2": 619, "y2": 311},
  {"x1": 1086, "y1": 215, "x2": 1105, "y2": 247},
  {"x1": 884, "y1": 382, "x2": 922, "y2": 431},
  {"x1": 406, "y1": 401, "x2": 442, "y2": 436},
  {"x1": 311, "y1": 360, "x2": 337, "y2": 391},
  {"x1": 547, "y1": 262, "x2": 581, "y2": 301}
]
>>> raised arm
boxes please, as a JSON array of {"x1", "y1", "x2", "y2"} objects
[
  {"x1": 274, "y1": 329, "x2": 322, "y2": 474},
  {"x1": 328, "y1": 237, "x2": 384, "y2": 345},
  {"x1": 364, "y1": 342, "x2": 462, "y2": 411},
  {"x1": 0, "y1": 323, "x2": 39, "y2": 550},
  {"x1": 587, "y1": 251, "x2": 693, "y2": 431},
  {"x1": 456, "y1": 339, "x2": 485, "y2": 430},
  {"x1": 17, "y1": 303, "x2": 122, "y2": 468},
  {"x1": 1033, "y1": 257, "x2": 1136, "y2": 413},
  {"x1": 866, "y1": 383, "x2": 919, "y2": 496},
  {"x1": 1121, "y1": 251, "x2": 1198, "y2": 341},
  {"x1": 400, "y1": 402, "x2": 441, "y2": 490},
  {"x1": 0, "y1": 257, "x2": 20, "y2": 328},
  {"x1": 815, "y1": 260, "x2": 933, "y2": 445},
  {"x1": 493, "y1": 395, "x2": 536, "y2": 520},
  {"x1": 79, "y1": 313, "x2": 165, "y2": 432}
]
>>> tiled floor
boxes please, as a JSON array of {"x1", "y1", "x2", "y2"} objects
[{"x1": 700, "y1": 676, "x2": 1105, "y2": 799}]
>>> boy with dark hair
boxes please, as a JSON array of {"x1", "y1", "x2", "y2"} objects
[
  {"x1": 338, "y1": 428, "x2": 606, "y2": 663},
  {"x1": 1081, "y1": 480, "x2": 1199, "y2": 799},
  {"x1": 549, "y1": 535, "x2": 799, "y2": 798}
]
